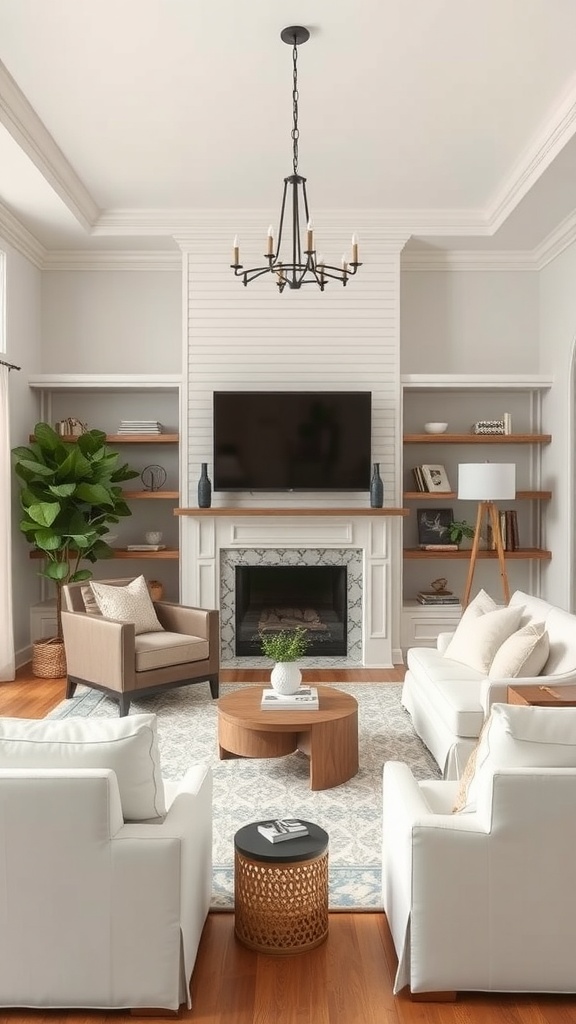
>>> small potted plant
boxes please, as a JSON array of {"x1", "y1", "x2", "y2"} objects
[
  {"x1": 259, "y1": 626, "x2": 310, "y2": 694},
  {"x1": 447, "y1": 519, "x2": 475, "y2": 548}
]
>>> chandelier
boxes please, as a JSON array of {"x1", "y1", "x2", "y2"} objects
[{"x1": 230, "y1": 26, "x2": 362, "y2": 293}]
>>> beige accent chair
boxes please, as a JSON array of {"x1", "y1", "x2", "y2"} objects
[{"x1": 61, "y1": 578, "x2": 219, "y2": 715}]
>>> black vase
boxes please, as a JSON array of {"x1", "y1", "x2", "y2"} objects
[
  {"x1": 198, "y1": 463, "x2": 212, "y2": 508},
  {"x1": 370, "y1": 463, "x2": 384, "y2": 508}
]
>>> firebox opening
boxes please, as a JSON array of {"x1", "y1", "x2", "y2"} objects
[{"x1": 235, "y1": 565, "x2": 348, "y2": 657}]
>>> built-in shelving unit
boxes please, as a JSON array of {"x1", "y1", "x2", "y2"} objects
[
  {"x1": 400, "y1": 374, "x2": 553, "y2": 650},
  {"x1": 28, "y1": 374, "x2": 183, "y2": 598}
]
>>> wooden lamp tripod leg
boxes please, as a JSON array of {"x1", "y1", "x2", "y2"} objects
[
  {"x1": 488, "y1": 501, "x2": 510, "y2": 604},
  {"x1": 461, "y1": 502, "x2": 486, "y2": 609}
]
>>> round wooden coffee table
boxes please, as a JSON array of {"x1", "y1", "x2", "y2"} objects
[{"x1": 217, "y1": 685, "x2": 358, "y2": 790}]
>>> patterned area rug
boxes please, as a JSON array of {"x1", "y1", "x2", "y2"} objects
[{"x1": 48, "y1": 683, "x2": 440, "y2": 910}]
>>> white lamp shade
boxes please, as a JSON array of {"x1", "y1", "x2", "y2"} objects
[{"x1": 458, "y1": 463, "x2": 516, "y2": 501}]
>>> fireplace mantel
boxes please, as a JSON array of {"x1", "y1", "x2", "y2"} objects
[
  {"x1": 176, "y1": 507, "x2": 408, "y2": 517},
  {"x1": 179, "y1": 508, "x2": 405, "y2": 668}
]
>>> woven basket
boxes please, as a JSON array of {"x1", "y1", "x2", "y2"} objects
[{"x1": 32, "y1": 637, "x2": 67, "y2": 679}]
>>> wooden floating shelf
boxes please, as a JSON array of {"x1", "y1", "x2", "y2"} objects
[
  {"x1": 29, "y1": 434, "x2": 178, "y2": 444},
  {"x1": 30, "y1": 549, "x2": 179, "y2": 560},
  {"x1": 175, "y1": 507, "x2": 409, "y2": 517},
  {"x1": 404, "y1": 433, "x2": 551, "y2": 444},
  {"x1": 123, "y1": 491, "x2": 180, "y2": 500},
  {"x1": 403, "y1": 490, "x2": 552, "y2": 501},
  {"x1": 404, "y1": 547, "x2": 551, "y2": 560}
]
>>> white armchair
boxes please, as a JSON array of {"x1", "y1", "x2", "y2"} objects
[
  {"x1": 0, "y1": 716, "x2": 212, "y2": 1012},
  {"x1": 382, "y1": 704, "x2": 576, "y2": 998}
]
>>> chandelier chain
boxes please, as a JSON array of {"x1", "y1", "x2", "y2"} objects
[{"x1": 291, "y1": 40, "x2": 299, "y2": 176}]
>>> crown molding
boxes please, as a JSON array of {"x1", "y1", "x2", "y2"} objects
[
  {"x1": 0, "y1": 60, "x2": 100, "y2": 232},
  {"x1": 486, "y1": 78, "x2": 576, "y2": 233},
  {"x1": 0, "y1": 198, "x2": 46, "y2": 268},
  {"x1": 42, "y1": 250, "x2": 181, "y2": 271},
  {"x1": 533, "y1": 208, "x2": 576, "y2": 269}
]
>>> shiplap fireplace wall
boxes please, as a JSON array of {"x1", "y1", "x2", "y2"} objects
[{"x1": 178, "y1": 220, "x2": 408, "y2": 665}]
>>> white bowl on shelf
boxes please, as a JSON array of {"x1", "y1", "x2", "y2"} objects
[{"x1": 423, "y1": 422, "x2": 448, "y2": 434}]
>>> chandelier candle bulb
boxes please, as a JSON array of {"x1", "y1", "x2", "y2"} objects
[
  {"x1": 233, "y1": 235, "x2": 239, "y2": 265},
  {"x1": 307, "y1": 219, "x2": 314, "y2": 251},
  {"x1": 352, "y1": 234, "x2": 359, "y2": 263},
  {"x1": 267, "y1": 225, "x2": 274, "y2": 255}
]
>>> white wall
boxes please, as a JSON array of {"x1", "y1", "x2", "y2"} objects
[
  {"x1": 400, "y1": 268, "x2": 540, "y2": 374},
  {"x1": 41, "y1": 269, "x2": 182, "y2": 372},
  {"x1": 539, "y1": 242, "x2": 576, "y2": 609},
  {"x1": 2, "y1": 239, "x2": 43, "y2": 662}
]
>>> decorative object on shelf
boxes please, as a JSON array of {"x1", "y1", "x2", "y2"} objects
[
  {"x1": 431, "y1": 577, "x2": 449, "y2": 592},
  {"x1": 197, "y1": 463, "x2": 212, "y2": 508},
  {"x1": 423, "y1": 422, "x2": 448, "y2": 434},
  {"x1": 145, "y1": 531, "x2": 163, "y2": 545},
  {"x1": 447, "y1": 519, "x2": 475, "y2": 546},
  {"x1": 421, "y1": 464, "x2": 451, "y2": 492},
  {"x1": 117, "y1": 419, "x2": 162, "y2": 435},
  {"x1": 458, "y1": 462, "x2": 516, "y2": 607},
  {"x1": 12, "y1": 422, "x2": 138, "y2": 676},
  {"x1": 417, "y1": 508, "x2": 454, "y2": 547},
  {"x1": 503, "y1": 413, "x2": 512, "y2": 435},
  {"x1": 230, "y1": 26, "x2": 361, "y2": 293},
  {"x1": 369, "y1": 463, "x2": 384, "y2": 508},
  {"x1": 259, "y1": 626, "x2": 310, "y2": 695},
  {"x1": 147, "y1": 579, "x2": 164, "y2": 602},
  {"x1": 55, "y1": 417, "x2": 88, "y2": 437},
  {"x1": 141, "y1": 464, "x2": 167, "y2": 491},
  {"x1": 473, "y1": 419, "x2": 506, "y2": 435}
]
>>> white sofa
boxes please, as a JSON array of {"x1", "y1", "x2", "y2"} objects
[
  {"x1": 402, "y1": 590, "x2": 576, "y2": 779},
  {"x1": 0, "y1": 714, "x2": 212, "y2": 1013},
  {"x1": 382, "y1": 703, "x2": 576, "y2": 997}
]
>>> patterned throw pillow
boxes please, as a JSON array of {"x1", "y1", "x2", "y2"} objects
[{"x1": 89, "y1": 575, "x2": 164, "y2": 635}]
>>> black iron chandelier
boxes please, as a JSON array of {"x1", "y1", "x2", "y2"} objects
[{"x1": 230, "y1": 25, "x2": 362, "y2": 293}]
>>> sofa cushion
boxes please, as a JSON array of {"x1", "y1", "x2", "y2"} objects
[
  {"x1": 405, "y1": 647, "x2": 485, "y2": 738},
  {"x1": 135, "y1": 631, "x2": 210, "y2": 671},
  {"x1": 456, "y1": 703, "x2": 576, "y2": 813},
  {"x1": 0, "y1": 713, "x2": 165, "y2": 821},
  {"x1": 488, "y1": 622, "x2": 549, "y2": 679},
  {"x1": 540, "y1": 607, "x2": 576, "y2": 675},
  {"x1": 90, "y1": 575, "x2": 164, "y2": 635},
  {"x1": 443, "y1": 605, "x2": 523, "y2": 674}
]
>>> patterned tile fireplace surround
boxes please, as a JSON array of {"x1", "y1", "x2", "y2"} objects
[{"x1": 179, "y1": 511, "x2": 401, "y2": 668}]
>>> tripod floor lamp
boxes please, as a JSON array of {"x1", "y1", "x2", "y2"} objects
[{"x1": 458, "y1": 462, "x2": 516, "y2": 608}]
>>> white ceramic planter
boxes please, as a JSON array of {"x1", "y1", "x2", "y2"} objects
[{"x1": 270, "y1": 662, "x2": 302, "y2": 695}]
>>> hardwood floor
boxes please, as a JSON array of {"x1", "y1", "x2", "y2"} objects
[{"x1": 1, "y1": 666, "x2": 576, "y2": 1023}]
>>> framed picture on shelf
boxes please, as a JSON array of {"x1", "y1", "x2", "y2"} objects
[
  {"x1": 417, "y1": 508, "x2": 454, "y2": 546},
  {"x1": 421, "y1": 464, "x2": 452, "y2": 493}
]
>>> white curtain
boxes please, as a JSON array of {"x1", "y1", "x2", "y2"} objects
[{"x1": 0, "y1": 364, "x2": 15, "y2": 680}]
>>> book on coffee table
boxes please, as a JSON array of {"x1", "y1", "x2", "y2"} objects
[
  {"x1": 257, "y1": 819, "x2": 309, "y2": 843},
  {"x1": 260, "y1": 686, "x2": 319, "y2": 710}
]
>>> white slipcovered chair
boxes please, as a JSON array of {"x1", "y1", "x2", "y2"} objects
[
  {"x1": 382, "y1": 703, "x2": 576, "y2": 998},
  {"x1": 0, "y1": 713, "x2": 212, "y2": 1013}
]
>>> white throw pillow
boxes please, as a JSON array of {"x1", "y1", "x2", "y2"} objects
[
  {"x1": 90, "y1": 575, "x2": 163, "y2": 635},
  {"x1": 488, "y1": 622, "x2": 549, "y2": 679},
  {"x1": 457, "y1": 702, "x2": 576, "y2": 813},
  {"x1": 0, "y1": 713, "x2": 165, "y2": 821},
  {"x1": 443, "y1": 605, "x2": 523, "y2": 674}
]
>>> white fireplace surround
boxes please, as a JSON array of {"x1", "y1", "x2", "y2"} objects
[{"x1": 180, "y1": 512, "x2": 398, "y2": 668}]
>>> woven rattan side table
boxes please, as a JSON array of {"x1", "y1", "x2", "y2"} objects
[{"x1": 234, "y1": 820, "x2": 329, "y2": 955}]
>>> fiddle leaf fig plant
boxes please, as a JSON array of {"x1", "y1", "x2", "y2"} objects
[{"x1": 12, "y1": 422, "x2": 139, "y2": 637}]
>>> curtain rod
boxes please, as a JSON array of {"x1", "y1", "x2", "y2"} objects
[{"x1": 0, "y1": 358, "x2": 21, "y2": 371}]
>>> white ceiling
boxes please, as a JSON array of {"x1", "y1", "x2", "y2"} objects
[{"x1": 1, "y1": 0, "x2": 576, "y2": 258}]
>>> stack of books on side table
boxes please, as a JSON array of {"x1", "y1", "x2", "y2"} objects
[
  {"x1": 257, "y1": 819, "x2": 309, "y2": 843},
  {"x1": 260, "y1": 686, "x2": 319, "y2": 710}
]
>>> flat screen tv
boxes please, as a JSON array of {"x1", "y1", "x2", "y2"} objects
[{"x1": 213, "y1": 391, "x2": 372, "y2": 492}]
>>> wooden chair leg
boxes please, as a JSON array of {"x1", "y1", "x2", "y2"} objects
[
  {"x1": 65, "y1": 676, "x2": 78, "y2": 699},
  {"x1": 209, "y1": 674, "x2": 219, "y2": 699},
  {"x1": 118, "y1": 693, "x2": 131, "y2": 716}
]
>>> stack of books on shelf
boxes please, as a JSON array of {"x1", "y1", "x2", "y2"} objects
[
  {"x1": 117, "y1": 419, "x2": 163, "y2": 434},
  {"x1": 260, "y1": 686, "x2": 319, "y2": 710},
  {"x1": 257, "y1": 819, "x2": 309, "y2": 843},
  {"x1": 417, "y1": 591, "x2": 461, "y2": 605},
  {"x1": 487, "y1": 510, "x2": 520, "y2": 551},
  {"x1": 126, "y1": 543, "x2": 166, "y2": 551}
]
